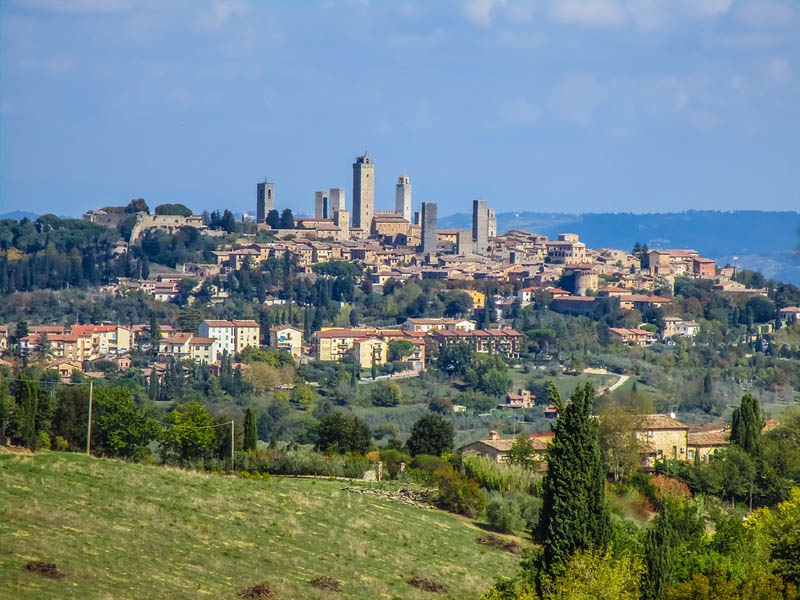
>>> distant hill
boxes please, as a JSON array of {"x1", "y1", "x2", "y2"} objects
[
  {"x1": 0, "y1": 211, "x2": 39, "y2": 221},
  {"x1": 439, "y1": 210, "x2": 800, "y2": 285}
]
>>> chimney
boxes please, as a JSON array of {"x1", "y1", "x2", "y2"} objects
[{"x1": 489, "y1": 430, "x2": 499, "y2": 440}]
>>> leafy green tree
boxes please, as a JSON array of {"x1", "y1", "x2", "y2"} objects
[
  {"x1": 466, "y1": 354, "x2": 512, "y2": 396},
  {"x1": 266, "y1": 209, "x2": 280, "y2": 229},
  {"x1": 93, "y1": 387, "x2": 159, "y2": 459},
  {"x1": 444, "y1": 290, "x2": 473, "y2": 317},
  {"x1": 508, "y1": 434, "x2": 538, "y2": 469},
  {"x1": 161, "y1": 401, "x2": 215, "y2": 462},
  {"x1": 316, "y1": 411, "x2": 371, "y2": 454},
  {"x1": 541, "y1": 550, "x2": 643, "y2": 600},
  {"x1": 370, "y1": 381, "x2": 402, "y2": 407},
  {"x1": 407, "y1": 413, "x2": 454, "y2": 457},
  {"x1": 125, "y1": 198, "x2": 149, "y2": 213},
  {"x1": 730, "y1": 393, "x2": 762, "y2": 454},
  {"x1": 537, "y1": 383, "x2": 611, "y2": 575},
  {"x1": 292, "y1": 383, "x2": 316, "y2": 411},
  {"x1": 280, "y1": 208, "x2": 295, "y2": 229},
  {"x1": 154, "y1": 203, "x2": 192, "y2": 216},
  {"x1": 437, "y1": 341, "x2": 474, "y2": 377},
  {"x1": 597, "y1": 406, "x2": 644, "y2": 482},
  {"x1": 243, "y1": 407, "x2": 258, "y2": 451},
  {"x1": 51, "y1": 386, "x2": 88, "y2": 450},
  {"x1": 388, "y1": 339, "x2": 415, "y2": 362}
]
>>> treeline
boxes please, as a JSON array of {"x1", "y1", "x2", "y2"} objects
[{"x1": 0, "y1": 216, "x2": 150, "y2": 293}]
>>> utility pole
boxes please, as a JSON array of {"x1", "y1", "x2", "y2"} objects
[
  {"x1": 230, "y1": 420, "x2": 235, "y2": 473},
  {"x1": 86, "y1": 381, "x2": 93, "y2": 456}
]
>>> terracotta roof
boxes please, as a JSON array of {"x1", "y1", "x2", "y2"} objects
[
  {"x1": 687, "y1": 431, "x2": 728, "y2": 446},
  {"x1": 202, "y1": 320, "x2": 234, "y2": 327},
  {"x1": 162, "y1": 333, "x2": 193, "y2": 344},
  {"x1": 232, "y1": 320, "x2": 260, "y2": 327},
  {"x1": 315, "y1": 328, "x2": 379, "y2": 339},
  {"x1": 190, "y1": 337, "x2": 216, "y2": 345},
  {"x1": 639, "y1": 414, "x2": 689, "y2": 430}
]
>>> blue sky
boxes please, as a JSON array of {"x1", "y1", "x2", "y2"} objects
[{"x1": 1, "y1": 0, "x2": 798, "y2": 218}]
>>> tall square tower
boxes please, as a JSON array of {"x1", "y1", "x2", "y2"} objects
[
  {"x1": 421, "y1": 202, "x2": 438, "y2": 255},
  {"x1": 352, "y1": 152, "x2": 374, "y2": 232},
  {"x1": 472, "y1": 199, "x2": 488, "y2": 255},
  {"x1": 256, "y1": 181, "x2": 274, "y2": 224},
  {"x1": 395, "y1": 174, "x2": 411, "y2": 223}
]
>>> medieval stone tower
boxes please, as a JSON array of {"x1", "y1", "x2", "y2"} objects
[
  {"x1": 352, "y1": 152, "x2": 374, "y2": 232},
  {"x1": 395, "y1": 174, "x2": 411, "y2": 223}
]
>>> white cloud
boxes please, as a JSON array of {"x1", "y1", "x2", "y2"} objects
[
  {"x1": 463, "y1": 0, "x2": 507, "y2": 25},
  {"x1": 550, "y1": 0, "x2": 626, "y2": 27},
  {"x1": 684, "y1": 0, "x2": 732, "y2": 19},
  {"x1": 195, "y1": 0, "x2": 250, "y2": 32},
  {"x1": 735, "y1": 1, "x2": 794, "y2": 28},
  {"x1": 765, "y1": 56, "x2": 793, "y2": 82}
]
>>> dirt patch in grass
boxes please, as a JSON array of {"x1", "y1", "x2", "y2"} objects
[
  {"x1": 24, "y1": 561, "x2": 64, "y2": 579},
  {"x1": 311, "y1": 575, "x2": 340, "y2": 591},
  {"x1": 477, "y1": 534, "x2": 523, "y2": 554},
  {"x1": 409, "y1": 577, "x2": 447, "y2": 593},
  {"x1": 238, "y1": 582, "x2": 274, "y2": 599}
]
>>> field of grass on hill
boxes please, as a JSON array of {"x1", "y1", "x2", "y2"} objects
[{"x1": 0, "y1": 452, "x2": 525, "y2": 600}]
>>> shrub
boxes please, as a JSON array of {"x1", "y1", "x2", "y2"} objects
[
  {"x1": 487, "y1": 491, "x2": 525, "y2": 533},
  {"x1": 36, "y1": 431, "x2": 51, "y2": 451},
  {"x1": 380, "y1": 448, "x2": 410, "y2": 479},
  {"x1": 433, "y1": 464, "x2": 486, "y2": 518},
  {"x1": 54, "y1": 436, "x2": 69, "y2": 452},
  {"x1": 234, "y1": 449, "x2": 369, "y2": 479},
  {"x1": 463, "y1": 455, "x2": 542, "y2": 495},
  {"x1": 486, "y1": 491, "x2": 543, "y2": 534}
]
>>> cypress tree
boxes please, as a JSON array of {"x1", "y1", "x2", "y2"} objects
[
  {"x1": 14, "y1": 375, "x2": 39, "y2": 448},
  {"x1": 642, "y1": 502, "x2": 673, "y2": 600},
  {"x1": 536, "y1": 382, "x2": 610, "y2": 576},
  {"x1": 730, "y1": 393, "x2": 762, "y2": 454},
  {"x1": 243, "y1": 408, "x2": 258, "y2": 451}
]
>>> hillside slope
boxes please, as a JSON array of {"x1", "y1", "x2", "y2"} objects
[{"x1": 0, "y1": 453, "x2": 522, "y2": 600}]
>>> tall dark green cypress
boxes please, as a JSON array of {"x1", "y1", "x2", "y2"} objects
[
  {"x1": 14, "y1": 375, "x2": 39, "y2": 448},
  {"x1": 536, "y1": 382, "x2": 610, "y2": 576},
  {"x1": 642, "y1": 501, "x2": 673, "y2": 600},
  {"x1": 243, "y1": 408, "x2": 258, "y2": 452},
  {"x1": 730, "y1": 393, "x2": 762, "y2": 454}
]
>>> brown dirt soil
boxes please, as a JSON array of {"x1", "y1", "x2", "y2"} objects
[
  {"x1": 477, "y1": 533, "x2": 523, "y2": 554},
  {"x1": 310, "y1": 575, "x2": 341, "y2": 591},
  {"x1": 25, "y1": 561, "x2": 65, "y2": 579},
  {"x1": 238, "y1": 582, "x2": 275, "y2": 599},
  {"x1": 408, "y1": 577, "x2": 448, "y2": 593},
  {"x1": 0, "y1": 445, "x2": 35, "y2": 455}
]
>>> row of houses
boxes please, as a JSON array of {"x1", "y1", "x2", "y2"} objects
[{"x1": 460, "y1": 413, "x2": 729, "y2": 469}]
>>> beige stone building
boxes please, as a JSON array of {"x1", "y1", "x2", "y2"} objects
[
  {"x1": 636, "y1": 414, "x2": 690, "y2": 468},
  {"x1": 352, "y1": 337, "x2": 388, "y2": 368},
  {"x1": 687, "y1": 431, "x2": 728, "y2": 463}
]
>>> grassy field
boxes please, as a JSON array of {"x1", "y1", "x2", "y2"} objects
[{"x1": 0, "y1": 452, "x2": 525, "y2": 600}]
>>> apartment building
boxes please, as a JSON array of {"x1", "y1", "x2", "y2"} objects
[
  {"x1": 198, "y1": 320, "x2": 260, "y2": 356},
  {"x1": 269, "y1": 325, "x2": 303, "y2": 358},
  {"x1": 432, "y1": 328, "x2": 523, "y2": 359}
]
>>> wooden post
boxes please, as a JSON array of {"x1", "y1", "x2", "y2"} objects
[
  {"x1": 86, "y1": 381, "x2": 93, "y2": 456},
  {"x1": 230, "y1": 420, "x2": 235, "y2": 473}
]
